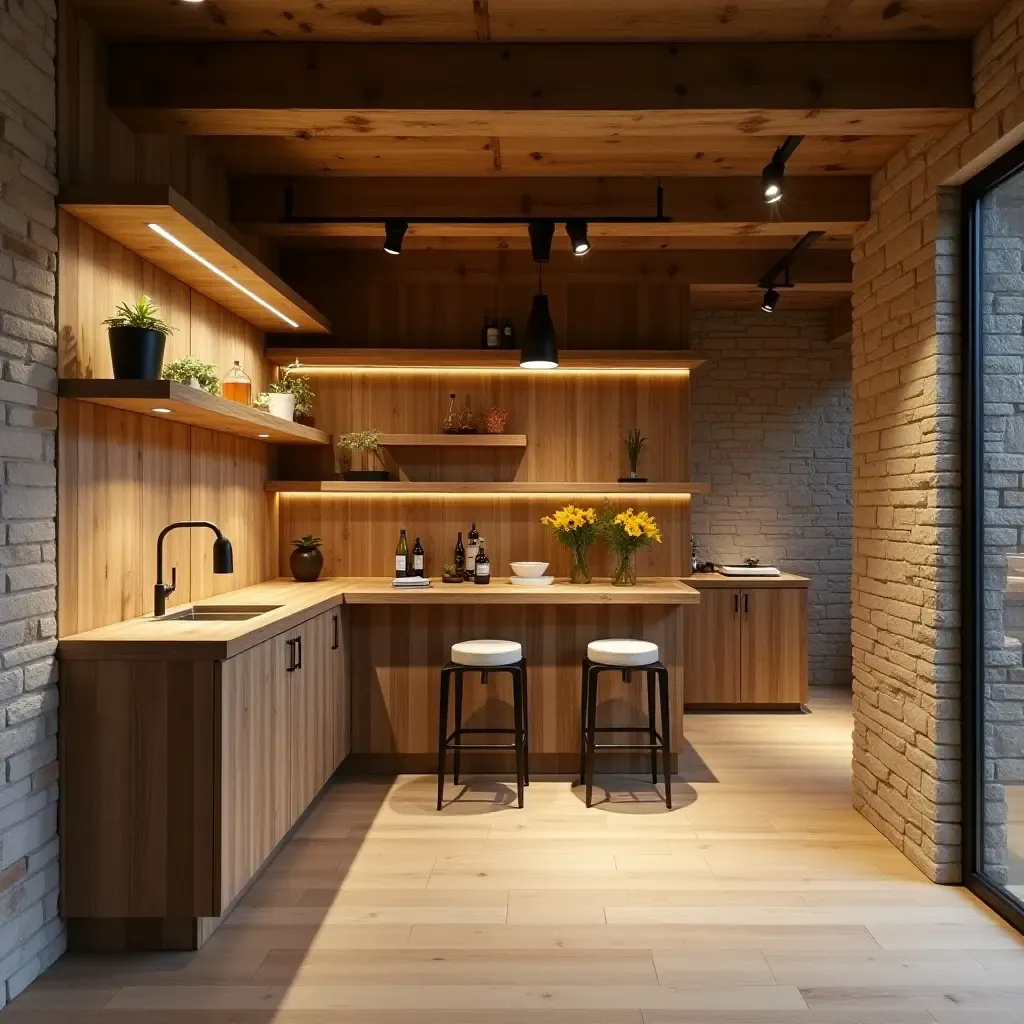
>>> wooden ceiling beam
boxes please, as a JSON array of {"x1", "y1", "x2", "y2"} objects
[
  {"x1": 229, "y1": 176, "x2": 870, "y2": 237},
  {"x1": 108, "y1": 41, "x2": 971, "y2": 137}
]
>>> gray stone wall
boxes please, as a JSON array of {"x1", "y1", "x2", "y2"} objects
[
  {"x1": 0, "y1": 0, "x2": 63, "y2": 1001},
  {"x1": 689, "y1": 309, "x2": 853, "y2": 689}
]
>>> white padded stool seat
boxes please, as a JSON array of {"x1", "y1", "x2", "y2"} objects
[
  {"x1": 451, "y1": 639, "x2": 523, "y2": 668},
  {"x1": 587, "y1": 638, "x2": 659, "y2": 668}
]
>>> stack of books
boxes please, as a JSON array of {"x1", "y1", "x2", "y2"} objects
[{"x1": 391, "y1": 577, "x2": 432, "y2": 589}]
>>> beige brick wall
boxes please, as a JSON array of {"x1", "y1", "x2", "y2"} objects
[
  {"x1": 852, "y1": 0, "x2": 1024, "y2": 883},
  {"x1": 0, "y1": 0, "x2": 63, "y2": 1000},
  {"x1": 690, "y1": 310, "x2": 852, "y2": 689}
]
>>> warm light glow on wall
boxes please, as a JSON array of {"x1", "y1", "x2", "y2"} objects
[
  {"x1": 280, "y1": 491, "x2": 694, "y2": 501},
  {"x1": 147, "y1": 223, "x2": 301, "y2": 328},
  {"x1": 291, "y1": 366, "x2": 692, "y2": 379}
]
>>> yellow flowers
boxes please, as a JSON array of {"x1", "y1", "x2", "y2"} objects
[
  {"x1": 541, "y1": 505, "x2": 597, "y2": 533},
  {"x1": 613, "y1": 508, "x2": 661, "y2": 544}
]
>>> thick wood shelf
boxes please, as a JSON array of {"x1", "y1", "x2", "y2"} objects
[
  {"x1": 378, "y1": 433, "x2": 527, "y2": 448},
  {"x1": 59, "y1": 185, "x2": 331, "y2": 334},
  {"x1": 267, "y1": 480, "x2": 709, "y2": 495},
  {"x1": 59, "y1": 379, "x2": 331, "y2": 445},
  {"x1": 266, "y1": 348, "x2": 702, "y2": 371}
]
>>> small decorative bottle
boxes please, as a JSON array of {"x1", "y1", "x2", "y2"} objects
[
  {"x1": 473, "y1": 539, "x2": 491, "y2": 585},
  {"x1": 459, "y1": 396, "x2": 478, "y2": 434},
  {"x1": 222, "y1": 360, "x2": 251, "y2": 404},
  {"x1": 442, "y1": 392, "x2": 459, "y2": 434}
]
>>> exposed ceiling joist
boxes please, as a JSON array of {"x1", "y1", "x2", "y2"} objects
[
  {"x1": 108, "y1": 41, "x2": 972, "y2": 138},
  {"x1": 230, "y1": 176, "x2": 870, "y2": 239}
]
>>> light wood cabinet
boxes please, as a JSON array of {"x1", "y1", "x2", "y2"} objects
[
  {"x1": 684, "y1": 581, "x2": 808, "y2": 709},
  {"x1": 61, "y1": 604, "x2": 349, "y2": 951}
]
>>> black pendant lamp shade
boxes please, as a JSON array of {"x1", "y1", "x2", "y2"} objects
[
  {"x1": 528, "y1": 220, "x2": 555, "y2": 263},
  {"x1": 521, "y1": 292, "x2": 558, "y2": 369}
]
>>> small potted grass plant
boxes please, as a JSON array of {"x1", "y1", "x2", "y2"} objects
[
  {"x1": 103, "y1": 295, "x2": 176, "y2": 380},
  {"x1": 290, "y1": 534, "x2": 324, "y2": 582},
  {"x1": 337, "y1": 430, "x2": 390, "y2": 481},
  {"x1": 619, "y1": 428, "x2": 648, "y2": 483}
]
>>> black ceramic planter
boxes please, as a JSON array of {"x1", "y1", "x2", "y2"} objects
[
  {"x1": 290, "y1": 547, "x2": 324, "y2": 582},
  {"x1": 342, "y1": 470, "x2": 391, "y2": 481},
  {"x1": 108, "y1": 326, "x2": 166, "y2": 380}
]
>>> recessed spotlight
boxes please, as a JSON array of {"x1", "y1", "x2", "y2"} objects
[
  {"x1": 258, "y1": 433, "x2": 270, "y2": 438},
  {"x1": 565, "y1": 219, "x2": 591, "y2": 255},
  {"x1": 761, "y1": 289, "x2": 780, "y2": 313},
  {"x1": 151, "y1": 407, "x2": 172, "y2": 414},
  {"x1": 383, "y1": 219, "x2": 408, "y2": 255},
  {"x1": 181, "y1": 0, "x2": 204, "y2": 3},
  {"x1": 147, "y1": 224, "x2": 300, "y2": 328}
]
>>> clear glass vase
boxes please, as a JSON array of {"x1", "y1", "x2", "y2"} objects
[
  {"x1": 569, "y1": 545, "x2": 592, "y2": 585},
  {"x1": 611, "y1": 550, "x2": 637, "y2": 587}
]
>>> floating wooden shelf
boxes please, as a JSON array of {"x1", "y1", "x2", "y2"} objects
[
  {"x1": 59, "y1": 185, "x2": 331, "y2": 334},
  {"x1": 266, "y1": 348, "x2": 702, "y2": 371},
  {"x1": 267, "y1": 480, "x2": 709, "y2": 495},
  {"x1": 378, "y1": 433, "x2": 528, "y2": 448},
  {"x1": 59, "y1": 379, "x2": 331, "y2": 445}
]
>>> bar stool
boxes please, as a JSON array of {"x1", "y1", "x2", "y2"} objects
[
  {"x1": 578, "y1": 639, "x2": 672, "y2": 809},
  {"x1": 436, "y1": 639, "x2": 529, "y2": 810}
]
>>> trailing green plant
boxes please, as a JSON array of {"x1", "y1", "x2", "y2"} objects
[
  {"x1": 102, "y1": 295, "x2": 177, "y2": 335},
  {"x1": 161, "y1": 355, "x2": 220, "y2": 395},
  {"x1": 292, "y1": 534, "x2": 322, "y2": 551},
  {"x1": 280, "y1": 359, "x2": 315, "y2": 416},
  {"x1": 623, "y1": 428, "x2": 647, "y2": 474}
]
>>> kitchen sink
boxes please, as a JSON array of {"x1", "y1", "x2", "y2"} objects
[{"x1": 158, "y1": 604, "x2": 282, "y2": 622}]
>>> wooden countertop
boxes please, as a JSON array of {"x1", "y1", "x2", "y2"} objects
[
  {"x1": 685, "y1": 571, "x2": 810, "y2": 588},
  {"x1": 343, "y1": 578, "x2": 700, "y2": 605},
  {"x1": 58, "y1": 577, "x2": 698, "y2": 660}
]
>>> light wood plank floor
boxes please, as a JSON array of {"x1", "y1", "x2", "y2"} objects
[{"x1": 7, "y1": 692, "x2": 1024, "y2": 1023}]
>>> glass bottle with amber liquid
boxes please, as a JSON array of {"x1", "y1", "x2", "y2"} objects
[
  {"x1": 222, "y1": 360, "x2": 251, "y2": 404},
  {"x1": 395, "y1": 529, "x2": 409, "y2": 578},
  {"x1": 473, "y1": 538, "x2": 490, "y2": 585}
]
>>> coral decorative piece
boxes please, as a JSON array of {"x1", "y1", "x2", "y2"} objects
[{"x1": 482, "y1": 407, "x2": 510, "y2": 434}]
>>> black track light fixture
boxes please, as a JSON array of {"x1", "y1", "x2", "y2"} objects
[
  {"x1": 761, "y1": 136, "x2": 804, "y2": 205},
  {"x1": 757, "y1": 230, "x2": 824, "y2": 314},
  {"x1": 528, "y1": 219, "x2": 555, "y2": 263},
  {"x1": 761, "y1": 289, "x2": 780, "y2": 313},
  {"x1": 521, "y1": 263, "x2": 558, "y2": 369},
  {"x1": 383, "y1": 219, "x2": 408, "y2": 255},
  {"x1": 565, "y1": 219, "x2": 591, "y2": 256}
]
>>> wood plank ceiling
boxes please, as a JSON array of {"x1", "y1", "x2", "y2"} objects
[{"x1": 69, "y1": 0, "x2": 998, "y2": 311}]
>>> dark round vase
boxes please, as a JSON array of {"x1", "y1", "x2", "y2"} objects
[
  {"x1": 290, "y1": 547, "x2": 324, "y2": 582},
  {"x1": 108, "y1": 326, "x2": 166, "y2": 380}
]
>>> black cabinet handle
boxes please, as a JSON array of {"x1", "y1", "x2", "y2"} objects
[
  {"x1": 733, "y1": 594, "x2": 739, "y2": 614},
  {"x1": 744, "y1": 593, "x2": 749, "y2": 614},
  {"x1": 286, "y1": 638, "x2": 296, "y2": 673},
  {"x1": 332, "y1": 613, "x2": 339, "y2": 651},
  {"x1": 295, "y1": 635, "x2": 303, "y2": 670}
]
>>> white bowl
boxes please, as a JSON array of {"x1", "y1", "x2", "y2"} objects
[
  {"x1": 510, "y1": 561, "x2": 550, "y2": 578},
  {"x1": 509, "y1": 575, "x2": 554, "y2": 587}
]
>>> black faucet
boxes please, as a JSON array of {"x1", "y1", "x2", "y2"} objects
[{"x1": 154, "y1": 521, "x2": 234, "y2": 616}]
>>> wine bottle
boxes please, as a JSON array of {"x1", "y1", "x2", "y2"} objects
[
  {"x1": 413, "y1": 536, "x2": 424, "y2": 577},
  {"x1": 466, "y1": 523, "x2": 479, "y2": 575},
  {"x1": 474, "y1": 539, "x2": 490, "y2": 584},
  {"x1": 395, "y1": 529, "x2": 409, "y2": 578},
  {"x1": 454, "y1": 531, "x2": 466, "y2": 578},
  {"x1": 500, "y1": 319, "x2": 515, "y2": 349}
]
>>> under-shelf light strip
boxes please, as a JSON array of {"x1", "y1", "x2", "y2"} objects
[
  {"x1": 147, "y1": 223, "x2": 300, "y2": 329},
  {"x1": 295, "y1": 367, "x2": 692, "y2": 378},
  {"x1": 285, "y1": 491, "x2": 693, "y2": 500}
]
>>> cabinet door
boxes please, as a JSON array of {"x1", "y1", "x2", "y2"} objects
[
  {"x1": 327, "y1": 605, "x2": 350, "y2": 769},
  {"x1": 740, "y1": 588, "x2": 808, "y2": 706},
  {"x1": 219, "y1": 632, "x2": 293, "y2": 911},
  {"x1": 683, "y1": 587, "x2": 742, "y2": 705},
  {"x1": 288, "y1": 618, "x2": 320, "y2": 820}
]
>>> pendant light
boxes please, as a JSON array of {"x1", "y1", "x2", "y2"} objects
[{"x1": 521, "y1": 263, "x2": 558, "y2": 369}]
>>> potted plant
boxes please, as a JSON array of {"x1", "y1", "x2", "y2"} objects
[
  {"x1": 161, "y1": 355, "x2": 220, "y2": 395},
  {"x1": 619, "y1": 428, "x2": 648, "y2": 482},
  {"x1": 441, "y1": 562, "x2": 463, "y2": 584},
  {"x1": 337, "y1": 430, "x2": 390, "y2": 481},
  {"x1": 102, "y1": 295, "x2": 176, "y2": 380},
  {"x1": 541, "y1": 504, "x2": 599, "y2": 584},
  {"x1": 290, "y1": 534, "x2": 324, "y2": 582},
  {"x1": 282, "y1": 360, "x2": 316, "y2": 427},
  {"x1": 254, "y1": 381, "x2": 296, "y2": 421},
  {"x1": 598, "y1": 506, "x2": 661, "y2": 587}
]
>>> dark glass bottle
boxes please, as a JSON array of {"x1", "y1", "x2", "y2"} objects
[
  {"x1": 466, "y1": 523, "x2": 479, "y2": 575},
  {"x1": 412, "y1": 536, "x2": 424, "y2": 577},
  {"x1": 395, "y1": 529, "x2": 408, "y2": 578},
  {"x1": 454, "y1": 531, "x2": 466, "y2": 578},
  {"x1": 474, "y1": 538, "x2": 490, "y2": 585},
  {"x1": 500, "y1": 319, "x2": 516, "y2": 349}
]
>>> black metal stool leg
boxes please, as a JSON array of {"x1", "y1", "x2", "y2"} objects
[
  {"x1": 512, "y1": 667, "x2": 525, "y2": 809},
  {"x1": 646, "y1": 669, "x2": 658, "y2": 786},
  {"x1": 578, "y1": 657, "x2": 589, "y2": 786},
  {"x1": 521, "y1": 659, "x2": 530, "y2": 786},
  {"x1": 453, "y1": 669, "x2": 464, "y2": 785},
  {"x1": 658, "y1": 667, "x2": 672, "y2": 809},
  {"x1": 437, "y1": 668, "x2": 451, "y2": 810},
  {"x1": 585, "y1": 665, "x2": 599, "y2": 808}
]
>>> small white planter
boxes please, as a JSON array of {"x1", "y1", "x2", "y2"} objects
[{"x1": 267, "y1": 392, "x2": 296, "y2": 420}]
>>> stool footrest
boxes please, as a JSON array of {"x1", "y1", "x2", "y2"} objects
[
  {"x1": 591, "y1": 741, "x2": 663, "y2": 751},
  {"x1": 446, "y1": 742, "x2": 518, "y2": 752}
]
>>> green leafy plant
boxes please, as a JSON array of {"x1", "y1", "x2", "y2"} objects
[
  {"x1": 253, "y1": 379, "x2": 292, "y2": 410},
  {"x1": 102, "y1": 295, "x2": 177, "y2": 335},
  {"x1": 161, "y1": 355, "x2": 220, "y2": 395},
  {"x1": 280, "y1": 359, "x2": 315, "y2": 416},
  {"x1": 292, "y1": 534, "x2": 322, "y2": 551},
  {"x1": 623, "y1": 428, "x2": 647, "y2": 474},
  {"x1": 442, "y1": 562, "x2": 456, "y2": 576},
  {"x1": 337, "y1": 429, "x2": 385, "y2": 473}
]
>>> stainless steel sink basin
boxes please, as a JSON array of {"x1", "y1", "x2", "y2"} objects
[{"x1": 158, "y1": 604, "x2": 282, "y2": 622}]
